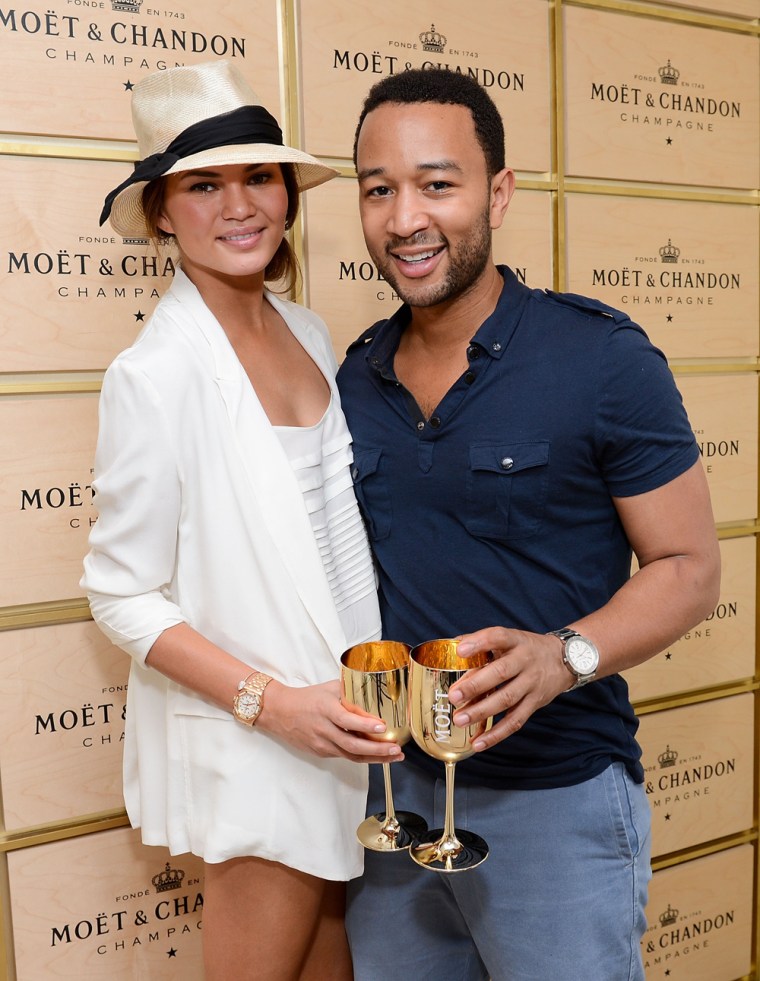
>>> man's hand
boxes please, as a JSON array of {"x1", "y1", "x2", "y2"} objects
[{"x1": 448, "y1": 629, "x2": 572, "y2": 751}]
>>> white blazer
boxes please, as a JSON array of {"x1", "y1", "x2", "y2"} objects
[{"x1": 82, "y1": 269, "x2": 380, "y2": 878}]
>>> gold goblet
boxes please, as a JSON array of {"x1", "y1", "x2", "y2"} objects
[
  {"x1": 408, "y1": 639, "x2": 493, "y2": 872},
  {"x1": 341, "y1": 641, "x2": 428, "y2": 852}
]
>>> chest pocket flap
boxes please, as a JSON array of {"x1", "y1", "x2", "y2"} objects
[{"x1": 467, "y1": 441, "x2": 550, "y2": 540}]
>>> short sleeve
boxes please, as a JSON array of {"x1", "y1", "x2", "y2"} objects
[{"x1": 595, "y1": 323, "x2": 700, "y2": 498}]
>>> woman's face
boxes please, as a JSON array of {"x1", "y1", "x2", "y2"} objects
[{"x1": 157, "y1": 161, "x2": 289, "y2": 288}]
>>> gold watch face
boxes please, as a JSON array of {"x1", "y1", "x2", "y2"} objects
[{"x1": 235, "y1": 691, "x2": 261, "y2": 720}]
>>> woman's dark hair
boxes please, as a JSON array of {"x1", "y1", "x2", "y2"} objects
[
  {"x1": 141, "y1": 162, "x2": 301, "y2": 294},
  {"x1": 353, "y1": 68, "x2": 505, "y2": 178}
]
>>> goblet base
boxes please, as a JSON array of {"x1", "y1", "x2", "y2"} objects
[
  {"x1": 357, "y1": 811, "x2": 429, "y2": 852},
  {"x1": 410, "y1": 829, "x2": 489, "y2": 872}
]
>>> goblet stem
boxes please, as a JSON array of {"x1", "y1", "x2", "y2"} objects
[
  {"x1": 439, "y1": 761, "x2": 460, "y2": 855},
  {"x1": 381, "y1": 763, "x2": 400, "y2": 838}
]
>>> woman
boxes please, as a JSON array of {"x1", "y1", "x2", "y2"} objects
[{"x1": 82, "y1": 61, "x2": 401, "y2": 980}]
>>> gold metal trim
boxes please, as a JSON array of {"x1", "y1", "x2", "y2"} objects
[
  {"x1": 633, "y1": 679, "x2": 759, "y2": 716},
  {"x1": 0, "y1": 139, "x2": 137, "y2": 163},
  {"x1": 0, "y1": 600, "x2": 91, "y2": 632},
  {"x1": 0, "y1": 381, "x2": 102, "y2": 396},
  {"x1": 651, "y1": 829, "x2": 758, "y2": 873},
  {"x1": 0, "y1": 810, "x2": 129, "y2": 854},
  {"x1": 563, "y1": 180, "x2": 759, "y2": 206},
  {"x1": 564, "y1": 0, "x2": 759, "y2": 35}
]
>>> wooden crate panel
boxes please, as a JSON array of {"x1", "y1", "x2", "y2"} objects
[
  {"x1": 0, "y1": 396, "x2": 98, "y2": 607},
  {"x1": 7, "y1": 827, "x2": 204, "y2": 979},
  {"x1": 565, "y1": 195, "x2": 759, "y2": 360},
  {"x1": 642, "y1": 846, "x2": 754, "y2": 981},
  {"x1": 0, "y1": 621, "x2": 128, "y2": 830},
  {"x1": 0, "y1": 0, "x2": 280, "y2": 140},
  {"x1": 564, "y1": 7, "x2": 760, "y2": 189},
  {"x1": 625, "y1": 536, "x2": 756, "y2": 702},
  {"x1": 638, "y1": 694, "x2": 755, "y2": 857},
  {"x1": 304, "y1": 177, "x2": 553, "y2": 360},
  {"x1": 677, "y1": 373, "x2": 758, "y2": 525},
  {"x1": 0, "y1": 156, "x2": 175, "y2": 371},
  {"x1": 298, "y1": 0, "x2": 552, "y2": 171}
]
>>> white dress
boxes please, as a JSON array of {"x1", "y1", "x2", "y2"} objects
[{"x1": 81, "y1": 269, "x2": 380, "y2": 880}]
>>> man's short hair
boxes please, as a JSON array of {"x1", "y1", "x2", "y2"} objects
[{"x1": 353, "y1": 68, "x2": 506, "y2": 177}]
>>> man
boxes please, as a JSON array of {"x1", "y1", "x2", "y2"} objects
[{"x1": 337, "y1": 68, "x2": 720, "y2": 981}]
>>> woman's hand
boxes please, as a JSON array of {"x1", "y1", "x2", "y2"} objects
[{"x1": 257, "y1": 679, "x2": 405, "y2": 763}]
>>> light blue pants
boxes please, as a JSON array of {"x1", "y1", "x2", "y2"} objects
[{"x1": 346, "y1": 761, "x2": 651, "y2": 981}]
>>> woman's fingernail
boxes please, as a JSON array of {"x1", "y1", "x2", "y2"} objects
[
  {"x1": 449, "y1": 689, "x2": 463, "y2": 704},
  {"x1": 454, "y1": 712, "x2": 470, "y2": 725},
  {"x1": 457, "y1": 641, "x2": 474, "y2": 655},
  {"x1": 373, "y1": 724, "x2": 386, "y2": 732}
]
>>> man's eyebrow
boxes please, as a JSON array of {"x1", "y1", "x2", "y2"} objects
[{"x1": 357, "y1": 160, "x2": 464, "y2": 181}]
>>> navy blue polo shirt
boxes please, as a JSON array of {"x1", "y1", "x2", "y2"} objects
[{"x1": 337, "y1": 266, "x2": 699, "y2": 789}]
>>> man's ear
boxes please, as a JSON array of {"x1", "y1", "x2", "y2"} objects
[{"x1": 489, "y1": 168, "x2": 515, "y2": 231}]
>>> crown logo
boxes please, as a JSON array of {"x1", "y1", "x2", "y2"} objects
[
  {"x1": 123, "y1": 236, "x2": 149, "y2": 246},
  {"x1": 151, "y1": 862, "x2": 185, "y2": 892},
  {"x1": 659, "y1": 60, "x2": 680, "y2": 85},
  {"x1": 419, "y1": 24, "x2": 447, "y2": 54},
  {"x1": 658, "y1": 744, "x2": 678, "y2": 768},
  {"x1": 659, "y1": 239, "x2": 680, "y2": 264},
  {"x1": 111, "y1": 0, "x2": 142, "y2": 12},
  {"x1": 659, "y1": 903, "x2": 679, "y2": 926}
]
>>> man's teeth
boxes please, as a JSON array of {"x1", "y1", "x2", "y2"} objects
[{"x1": 400, "y1": 250, "x2": 438, "y2": 263}]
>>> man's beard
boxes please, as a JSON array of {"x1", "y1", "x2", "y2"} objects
[{"x1": 368, "y1": 207, "x2": 492, "y2": 309}]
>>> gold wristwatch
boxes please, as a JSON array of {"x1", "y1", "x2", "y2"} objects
[{"x1": 232, "y1": 671, "x2": 273, "y2": 726}]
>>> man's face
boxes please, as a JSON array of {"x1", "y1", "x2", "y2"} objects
[{"x1": 355, "y1": 101, "x2": 500, "y2": 309}]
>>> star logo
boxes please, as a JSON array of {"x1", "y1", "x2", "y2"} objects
[
  {"x1": 167, "y1": 947, "x2": 178, "y2": 958},
  {"x1": 135, "y1": 310, "x2": 145, "y2": 322},
  {"x1": 124, "y1": 80, "x2": 134, "y2": 91},
  {"x1": 666, "y1": 137, "x2": 673, "y2": 145}
]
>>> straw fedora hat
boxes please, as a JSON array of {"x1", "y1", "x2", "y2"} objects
[{"x1": 101, "y1": 60, "x2": 338, "y2": 238}]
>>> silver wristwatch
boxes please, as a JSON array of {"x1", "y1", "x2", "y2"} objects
[{"x1": 549, "y1": 629, "x2": 599, "y2": 691}]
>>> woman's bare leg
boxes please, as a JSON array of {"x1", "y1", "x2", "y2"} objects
[
  {"x1": 202, "y1": 856, "x2": 352, "y2": 980},
  {"x1": 300, "y1": 880, "x2": 352, "y2": 981}
]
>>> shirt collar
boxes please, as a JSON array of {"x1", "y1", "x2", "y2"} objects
[{"x1": 363, "y1": 265, "x2": 527, "y2": 376}]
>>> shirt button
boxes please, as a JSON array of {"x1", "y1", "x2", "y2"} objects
[
  {"x1": 352, "y1": 467, "x2": 359, "y2": 480},
  {"x1": 467, "y1": 345, "x2": 480, "y2": 361},
  {"x1": 500, "y1": 457, "x2": 514, "y2": 470},
  {"x1": 464, "y1": 371, "x2": 476, "y2": 384},
  {"x1": 429, "y1": 416, "x2": 441, "y2": 429},
  {"x1": 492, "y1": 342, "x2": 502, "y2": 352},
  {"x1": 416, "y1": 421, "x2": 425, "y2": 431},
  {"x1": 371, "y1": 357, "x2": 381, "y2": 366}
]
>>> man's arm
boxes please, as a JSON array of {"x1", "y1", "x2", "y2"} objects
[{"x1": 449, "y1": 459, "x2": 721, "y2": 750}]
